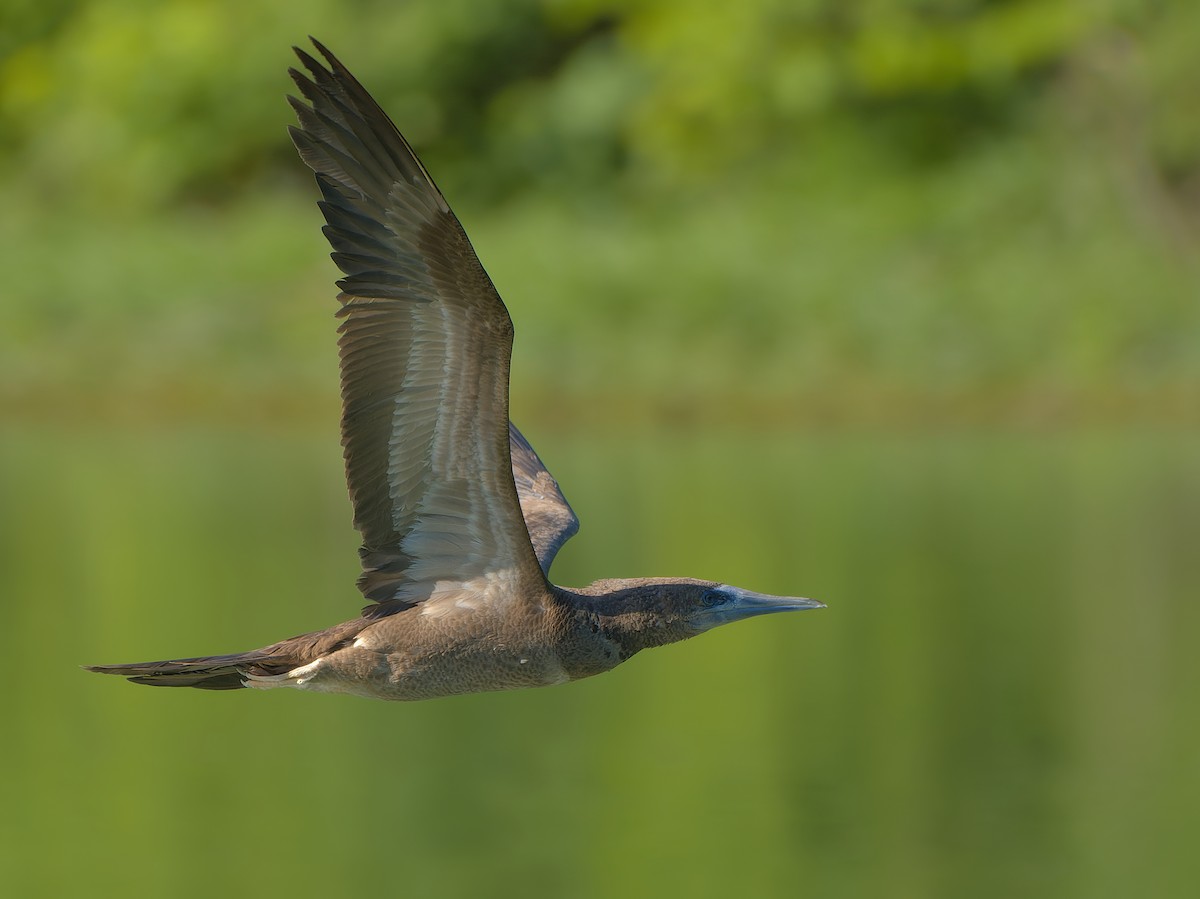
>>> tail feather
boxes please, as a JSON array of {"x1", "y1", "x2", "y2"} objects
[
  {"x1": 85, "y1": 651, "x2": 277, "y2": 690},
  {"x1": 86, "y1": 618, "x2": 371, "y2": 691}
]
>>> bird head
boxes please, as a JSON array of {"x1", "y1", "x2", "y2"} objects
[{"x1": 580, "y1": 577, "x2": 823, "y2": 652}]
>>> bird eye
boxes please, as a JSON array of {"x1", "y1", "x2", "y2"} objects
[{"x1": 700, "y1": 589, "x2": 726, "y2": 607}]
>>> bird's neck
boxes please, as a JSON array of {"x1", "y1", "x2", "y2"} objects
[{"x1": 555, "y1": 580, "x2": 694, "y2": 659}]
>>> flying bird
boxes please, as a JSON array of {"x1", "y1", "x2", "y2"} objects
[{"x1": 87, "y1": 40, "x2": 823, "y2": 701}]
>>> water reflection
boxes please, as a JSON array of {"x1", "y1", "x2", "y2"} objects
[{"x1": 3, "y1": 423, "x2": 1197, "y2": 898}]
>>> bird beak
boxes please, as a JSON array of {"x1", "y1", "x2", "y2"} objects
[
  {"x1": 695, "y1": 585, "x2": 825, "y2": 631},
  {"x1": 729, "y1": 587, "x2": 825, "y2": 616}
]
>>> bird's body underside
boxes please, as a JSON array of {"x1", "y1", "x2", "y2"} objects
[
  {"x1": 87, "y1": 41, "x2": 822, "y2": 701},
  {"x1": 94, "y1": 583, "x2": 604, "y2": 701}
]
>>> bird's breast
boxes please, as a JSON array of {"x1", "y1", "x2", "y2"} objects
[
  {"x1": 379, "y1": 640, "x2": 571, "y2": 700},
  {"x1": 309, "y1": 605, "x2": 575, "y2": 700}
]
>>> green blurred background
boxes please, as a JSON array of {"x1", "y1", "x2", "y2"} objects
[{"x1": 3, "y1": 1, "x2": 1199, "y2": 897}]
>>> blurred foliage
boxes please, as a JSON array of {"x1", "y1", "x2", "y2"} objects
[
  {"x1": 4, "y1": 0, "x2": 1198, "y2": 202},
  {"x1": 1, "y1": 0, "x2": 1198, "y2": 422}
]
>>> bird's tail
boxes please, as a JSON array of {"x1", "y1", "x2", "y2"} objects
[
  {"x1": 86, "y1": 619, "x2": 370, "y2": 691},
  {"x1": 85, "y1": 650, "x2": 280, "y2": 690}
]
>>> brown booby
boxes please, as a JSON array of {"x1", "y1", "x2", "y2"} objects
[{"x1": 86, "y1": 40, "x2": 823, "y2": 701}]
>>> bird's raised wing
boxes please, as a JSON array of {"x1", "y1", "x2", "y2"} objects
[
  {"x1": 289, "y1": 40, "x2": 546, "y2": 613},
  {"x1": 508, "y1": 422, "x2": 579, "y2": 574}
]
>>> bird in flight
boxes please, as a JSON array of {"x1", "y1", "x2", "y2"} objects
[{"x1": 87, "y1": 39, "x2": 823, "y2": 701}]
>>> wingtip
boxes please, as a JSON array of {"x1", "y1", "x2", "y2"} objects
[
  {"x1": 308, "y1": 36, "x2": 338, "y2": 68},
  {"x1": 285, "y1": 94, "x2": 307, "y2": 117},
  {"x1": 292, "y1": 45, "x2": 324, "y2": 79}
]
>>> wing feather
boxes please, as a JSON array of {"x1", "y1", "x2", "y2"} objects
[
  {"x1": 509, "y1": 423, "x2": 580, "y2": 574},
  {"x1": 289, "y1": 40, "x2": 546, "y2": 611}
]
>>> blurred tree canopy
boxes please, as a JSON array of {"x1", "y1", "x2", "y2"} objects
[
  {"x1": 2, "y1": 0, "x2": 1197, "y2": 424},
  {"x1": 2, "y1": 0, "x2": 1197, "y2": 210}
]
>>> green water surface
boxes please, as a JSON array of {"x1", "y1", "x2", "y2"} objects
[{"x1": 2, "y1": 423, "x2": 1197, "y2": 898}]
